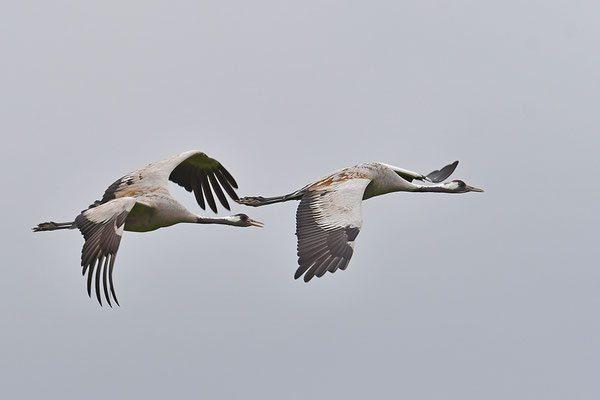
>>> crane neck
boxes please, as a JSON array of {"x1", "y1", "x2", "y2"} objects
[
  {"x1": 412, "y1": 183, "x2": 456, "y2": 193},
  {"x1": 195, "y1": 216, "x2": 238, "y2": 225}
]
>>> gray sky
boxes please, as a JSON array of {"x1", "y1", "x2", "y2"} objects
[{"x1": 2, "y1": 1, "x2": 599, "y2": 399}]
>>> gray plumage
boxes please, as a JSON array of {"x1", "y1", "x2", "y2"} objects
[
  {"x1": 238, "y1": 160, "x2": 483, "y2": 282},
  {"x1": 33, "y1": 150, "x2": 262, "y2": 307}
]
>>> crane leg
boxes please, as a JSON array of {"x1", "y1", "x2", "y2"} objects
[{"x1": 33, "y1": 221, "x2": 75, "y2": 232}]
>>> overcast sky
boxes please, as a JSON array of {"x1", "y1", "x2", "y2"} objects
[{"x1": 2, "y1": 1, "x2": 599, "y2": 399}]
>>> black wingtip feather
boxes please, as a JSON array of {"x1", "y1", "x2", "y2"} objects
[
  {"x1": 95, "y1": 257, "x2": 103, "y2": 306},
  {"x1": 193, "y1": 186, "x2": 206, "y2": 210},
  {"x1": 108, "y1": 255, "x2": 120, "y2": 307},
  {"x1": 102, "y1": 256, "x2": 112, "y2": 308},
  {"x1": 219, "y1": 166, "x2": 238, "y2": 189},
  {"x1": 304, "y1": 269, "x2": 316, "y2": 282},
  {"x1": 294, "y1": 268, "x2": 305, "y2": 280},
  {"x1": 208, "y1": 173, "x2": 230, "y2": 210},
  {"x1": 199, "y1": 174, "x2": 217, "y2": 213},
  {"x1": 215, "y1": 169, "x2": 239, "y2": 201},
  {"x1": 87, "y1": 261, "x2": 96, "y2": 297},
  {"x1": 426, "y1": 160, "x2": 459, "y2": 183}
]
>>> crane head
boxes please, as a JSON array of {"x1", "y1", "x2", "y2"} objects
[
  {"x1": 446, "y1": 180, "x2": 484, "y2": 193},
  {"x1": 232, "y1": 213, "x2": 264, "y2": 227}
]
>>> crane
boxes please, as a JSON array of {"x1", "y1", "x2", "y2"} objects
[
  {"x1": 237, "y1": 160, "x2": 482, "y2": 282},
  {"x1": 33, "y1": 150, "x2": 263, "y2": 306}
]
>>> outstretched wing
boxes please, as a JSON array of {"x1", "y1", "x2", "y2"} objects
[
  {"x1": 97, "y1": 150, "x2": 239, "y2": 214},
  {"x1": 168, "y1": 151, "x2": 239, "y2": 213},
  {"x1": 295, "y1": 178, "x2": 371, "y2": 282},
  {"x1": 425, "y1": 160, "x2": 459, "y2": 183},
  {"x1": 74, "y1": 197, "x2": 137, "y2": 307},
  {"x1": 383, "y1": 160, "x2": 459, "y2": 183}
]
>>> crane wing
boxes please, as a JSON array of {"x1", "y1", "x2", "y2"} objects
[
  {"x1": 74, "y1": 197, "x2": 137, "y2": 307},
  {"x1": 425, "y1": 160, "x2": 459, "y2": 183},
  {"x1": 97, "y1": 150, "x2": 239, "y2": 214},
  {"x1": 168, "y1": 151, "x2": 239, "y2": 213},
  {"x1": 295, "y1": 178, "x2": 371, "y2": 282},
  {"x1": 383, "y1": 160, "x2": 458, "y2": 183}
]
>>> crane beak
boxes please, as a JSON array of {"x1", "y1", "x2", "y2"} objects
[
  {"x1": 467, "y1": 185, "x2": 484, "y2": 192},
  {"x1": 247, "y1": 218, "x2": 264, "y2": 227}
]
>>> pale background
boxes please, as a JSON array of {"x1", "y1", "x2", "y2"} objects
[{"x1": 2, "y1": 1, "x2": 598, "y2": 399}]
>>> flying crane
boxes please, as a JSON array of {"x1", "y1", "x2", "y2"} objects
[
  {"x1": 237, "y1": 160, "x2": 482, "y2": 282},
  {"x1": 34, "y1": 150, "x2": 263, "y2": 306}
]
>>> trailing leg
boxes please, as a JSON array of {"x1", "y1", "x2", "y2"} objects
[
  {"x1": 236, "y1": 190, "x2": 304, "y2": 207},
  {"x1": 33, "y1": 221, "x2": 75, "y2": 232}
]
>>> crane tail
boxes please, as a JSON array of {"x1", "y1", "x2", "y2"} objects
[{"x1": 32, "y1": 221, "x2": 76, "y2": 232}]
